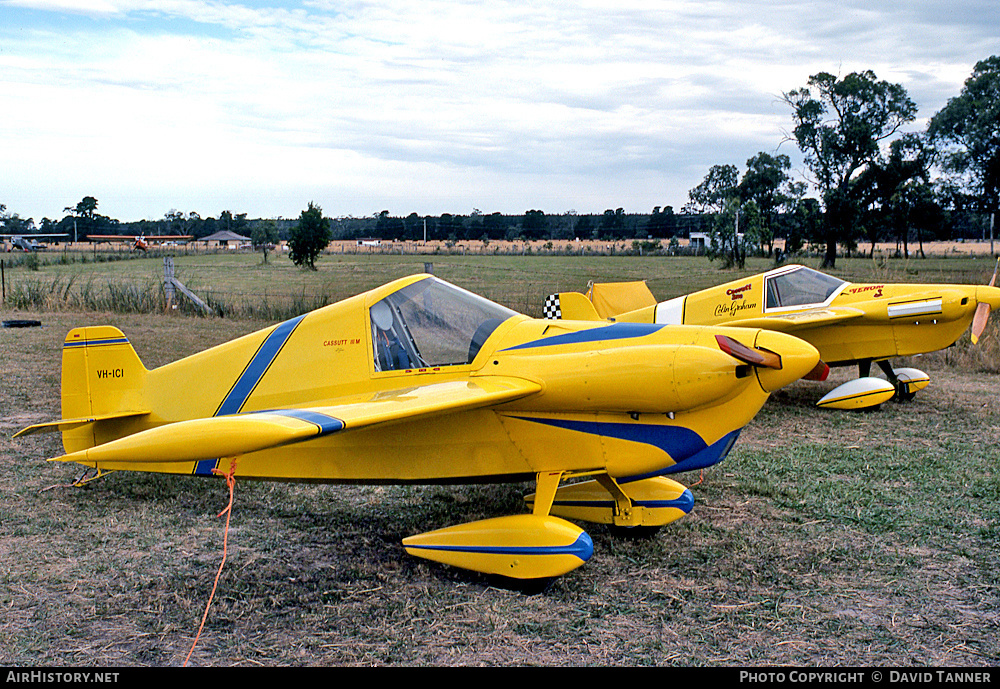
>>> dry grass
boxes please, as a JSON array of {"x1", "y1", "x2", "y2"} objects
[{"x1": 1, "y1": 256, "x2": 999, "y2": 667}]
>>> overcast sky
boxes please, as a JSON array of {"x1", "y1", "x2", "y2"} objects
[{"x1": 1, "y1": 0, "x2": 997, "y2": 224}]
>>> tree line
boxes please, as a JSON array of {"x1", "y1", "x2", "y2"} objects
[
  {"x1": 692, "y1": 56, "x2": 999, "y2": 268},
  {"x1": 4, "y1": 58, "x2": 997, "y2": 269}
]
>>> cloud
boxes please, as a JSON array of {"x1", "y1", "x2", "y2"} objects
[{"x1": 1, "y1": 0, "x2": 997, "y2": 221}]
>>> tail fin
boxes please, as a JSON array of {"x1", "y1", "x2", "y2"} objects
[
  {"x1": 543, "y1": 292, "x2": 603, "y2": 321},
  {"x1": 586, "y1": 281, "x2": 657, "y2": 319},
  {"x1": 59, "y1": 326, "x2": 149, "y2": 453}
]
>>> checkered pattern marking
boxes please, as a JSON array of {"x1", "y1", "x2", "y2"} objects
[{"x1": 543, "y1": 294, "x2": 562, "y2": 319}]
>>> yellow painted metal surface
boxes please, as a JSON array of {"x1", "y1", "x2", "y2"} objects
[
  {"x1": 816, "y1": 377, "x2": 897, "y2": 410},
  {"x1": 525, "y1": 475, "x2": 694, "y2": 527},
  {"x1": 622, "y1": 265, "x2": 1000, "y2": 368},
  {"x1": 402, "y1": 514, "x2": 593, "y2": 579},
  {"x1": 569, "y1": 264, "x2": 1000, "y2": 409}
]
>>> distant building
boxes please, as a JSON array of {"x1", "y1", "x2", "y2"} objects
[
  {"x1": 689, "y1": 232, "x2": 709, "y2": 249},
  {"x1": 198, "y1": 230, "x2": 252, "y2": 247}
]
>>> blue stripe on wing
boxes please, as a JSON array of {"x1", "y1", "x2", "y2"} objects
[
  {"x1": 191, "y1": 408, "x2": 344, "y2": 477},
  {"x1": 247, "y1": 408, "x2": 346, "y2": 436}
]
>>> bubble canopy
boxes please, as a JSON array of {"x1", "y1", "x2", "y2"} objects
[
  {"x1": 764, "y1": 266, "x2": 846, "y2": 310},
  {"x1": 370, "y1": 277, "x2": 518, "y2": 371}
]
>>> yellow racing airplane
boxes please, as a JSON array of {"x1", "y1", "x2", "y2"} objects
[
  {"x1": 17, "y1": 274, "x2": 819, "y2": 582},
  {"x1": 545, "y1": 261, "x2": 1000, "y2": 410}
]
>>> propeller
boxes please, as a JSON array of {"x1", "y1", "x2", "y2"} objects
[
  {"x1": 971, "y1": 258, "x2": 998, "y2": 345},
  {"x1": 715, "y1": 334, "x2": 782, "y2": 369}
]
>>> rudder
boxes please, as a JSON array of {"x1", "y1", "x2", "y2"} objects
[{"x1": 61, "y1": 326, "x2": 149, "y2": 453}]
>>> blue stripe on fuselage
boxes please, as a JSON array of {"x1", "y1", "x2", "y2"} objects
[
  {"x1": 510, "y1": 417, "x2": 741, "y2": 475},
  {"x1": 501, "y1": 322, "x2": 664, "y2": 351},
  {"x1": 216, "y1": 314, "x2": 306, "y2": 416},
  {"x1": 194, "y1": 459, "x2": 218, "y2": 476},
  {"x1": 511, "y1": 415, "x2": 706, "y2": 459}
]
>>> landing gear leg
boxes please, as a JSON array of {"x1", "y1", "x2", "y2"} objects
[
  {"x1": 877, "y1": 360, "x2": 914, "y2": 401},
  {"x1": 531, "y1": 471, "x2": 564, "y2": 516},
  {"x1": 597, "y1": 474, "x2": 662, "y2": 539}
]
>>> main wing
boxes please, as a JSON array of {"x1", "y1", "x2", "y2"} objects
[
  {"x1": 726, "y1": 306, "x2": 864, "y2": 332},
  {"x1": 46, "y1": 377, "x2": 541, "y2": 465}
]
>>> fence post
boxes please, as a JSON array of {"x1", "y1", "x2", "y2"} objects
[{"x1": 163, "y1": 257, "x2": 175, "y2": 309}]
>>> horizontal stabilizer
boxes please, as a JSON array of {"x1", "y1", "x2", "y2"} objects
[
  {"x1": 14, "y1": 410, "x2": 150, "y2": 438},
  {"x1": 54, "y1": 411, "x2": 341, "y2": 465}
]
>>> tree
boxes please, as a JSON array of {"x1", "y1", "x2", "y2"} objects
[
  {"x1": 62, "y1": 195, "x2": 118, "y2": 239},
  {"x1": 928, "y1": 56, "x2": 1000, "y2": 248},
  {"x1": 647, "y1": 205, "x2": 676, "y2": 238},
  {"x1": 251, "y1": 220, "x2": 279, "y2": 264},
  {"x1": 888, "y1": 179, "x2": 946, "y2": 258},
  {"x1": 522, "y1": 210, "x2": 547, "y2": 239},
  {"x1": 854, "y1": 133, "x2": 936, "y2": 256},
  {"x1": 783, "y1": 71, "x2": 917, "y2": 267},
  {"x1": 375, "y1": 210, "x2": 404, "y2": 239},
  {"x1": 482, "y1": 212, "x2": 506, "y2": 239},
  {"x1": 599, "y1": 208, "x2": 628, "y2": 240},
  {"x1": 288, "y1": 202, "x2": 330, "y2": 270},
  {"x1": 785, "y1": 197, "x2": 823, "y2": 255},
  {"x1": 1, "y1": 205, "x2": 34, "y2": 234},
  {"x1": 65, "y1": 196, "x2": 98, "y2": 220},
  {"x1": 685, "y1": 165, "x2": 752, "y2": 267},
  {"x1": 738, "y1": 152, "x2": 802, "y2": 256},
  {"x1": 684, "y1": 165, "x2": 738, "y2": 214}
]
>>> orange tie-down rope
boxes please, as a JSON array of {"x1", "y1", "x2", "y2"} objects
[{"x1": 184, "y1": 457, "x2": 239, "y2": 667}]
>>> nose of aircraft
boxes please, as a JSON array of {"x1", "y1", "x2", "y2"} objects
[
  {"x1": 976, "y1": 285, "x2": 1000, "y2": 311},
  {"x1": 751, "y1": 330, "x2": 821, "y2": 392}
]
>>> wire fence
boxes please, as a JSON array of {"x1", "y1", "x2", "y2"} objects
[{"x1": 2, "y1": 242, "x2": 998, "y2": 324}]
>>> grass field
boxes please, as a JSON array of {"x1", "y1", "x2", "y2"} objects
[{"x1": 1, "y1": 251, "x2": 998, "y2": 666}]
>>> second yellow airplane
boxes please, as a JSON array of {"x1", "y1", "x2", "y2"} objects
[{"x1": 546, "y1": 261, "x2": 1000, "y2": 410}]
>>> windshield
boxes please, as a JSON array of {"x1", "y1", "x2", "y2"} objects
[
  {"x1": 370, "y1": 277, "x2": 517, "y2": 371},
  {"x1": 764, "y1": 266, "x2": 845, "y2": 310}
]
